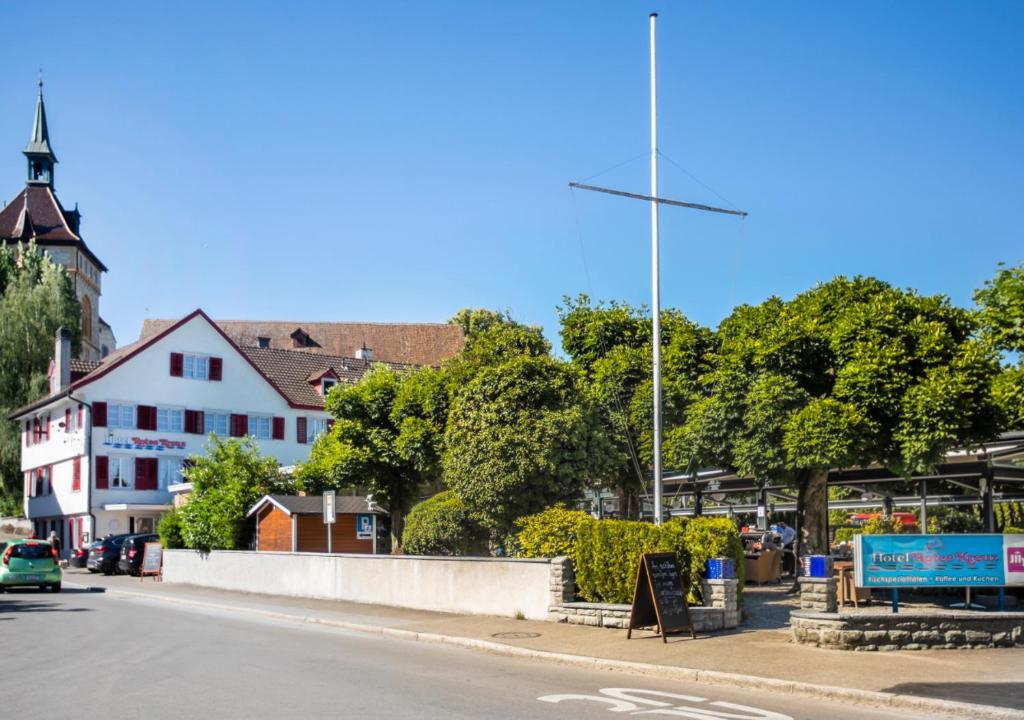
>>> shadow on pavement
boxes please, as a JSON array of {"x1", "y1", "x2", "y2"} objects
[
  {"x1": 0, "y1": 588, "x2": 97, "y2": 616},
  {"x1": 881, "y1": 682, "x2": 1024, "y2": 710}
]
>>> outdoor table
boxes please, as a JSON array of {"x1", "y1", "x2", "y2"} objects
[{"x1": 834, "y1": 560, "x2": 870, "y2": 607}]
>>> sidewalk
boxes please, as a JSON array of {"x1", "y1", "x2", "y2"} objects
[{"x1": 65, "y1": 571, "x2": 1024, "y2": 717}]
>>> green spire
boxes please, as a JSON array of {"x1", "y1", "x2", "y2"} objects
[{"x1": 24, "y1": 79, "x2": 57, "y2": 186}]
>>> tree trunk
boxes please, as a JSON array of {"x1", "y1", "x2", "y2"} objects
[
  {"x1": 796, "y1": 468, "x2": 829, "y2": 557},
  {"x1": 617, "y1": 486, "x2": 640, "y2": 520},
  {"x1": 389, "y1": 506, "x2": 405, "y2": 555}
]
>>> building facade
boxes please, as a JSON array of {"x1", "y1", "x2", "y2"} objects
[
  {"x1": 9, "y1": 310, "x2": 413, "y2": 554},
  {"x1": 0, "y1": 82, "x2": 113, "y2": 360}
]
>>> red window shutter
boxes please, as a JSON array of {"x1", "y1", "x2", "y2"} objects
[
  {"x1": 25, "y1": 421, "x2": 30, "y2": 447},
  {"x1": 135, "y1": 458, "x2": 147, "y2": 489},
  {"x1": 138, "y1": 405, "x2": 157, "y2": 431},
  {"x1": 209, "y1": 357, "x2": 223, "y2": 381},
  {"x1": 296, "y1": 417, "x2": 307, "y2": 444},
  {"x1": 184, "y1": 410, "x2": 195, "y2": 434},
  {"x1": 272, "y1": 417, "x2": 285, "y2": 440},
  {"x1": 78, "y1": 404, "x2": 84, "y2": 427},
  {"x1": 49, "y1": 466, "x2": 54, "y2": 494},
  {"x1": 72, "y1": 457, "x2": 81, "y2": 491},
  {"x1": 95, "y1": 456, "x2": 109, "y2": 489},
  {"x1": 170, "y1": 352, "x2": 184, "y2": 377},
  {"x1": 25, "y1": 471, "x2": 31, "y2": 497},
  {"x1": 45, "y1": 415, "x2": 51, "y2": 441},
  {"x1": 194, "y1": 410, "x2": 205, "y2": 434},
  {"x1": 93, "y1": 402, "x2": 107, "y2": 428},
  {"x1": 230, "y1": 414, "x2": 247, "y2": 438},
  {"x1": 65, "y1": 408, "x2": 71, "y2": 432}
]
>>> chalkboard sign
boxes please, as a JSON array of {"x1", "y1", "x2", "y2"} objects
[
  {"x1": 140, "y1": 542, "x2": 163, "y2": 581},
  {"x1": 627, "y1": 552, "x2": 695, "y2": 643}
]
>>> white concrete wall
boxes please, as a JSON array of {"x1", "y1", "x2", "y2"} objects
[{"x1": 163, "y1": 550, "x2": 555, "y2": 620}]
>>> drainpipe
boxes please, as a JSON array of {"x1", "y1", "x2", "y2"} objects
[{"x1": 69, "y1": 393, "x2": 96, "y2": 546}]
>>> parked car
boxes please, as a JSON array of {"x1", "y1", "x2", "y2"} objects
[
  {"x1": 0, "y1": 539, "x2": 62, "y2": 592},
  {"x1": 86, "y1": 534, "x2": 131, "y2": 575},
  {"x1": 117, "y1": 534, "x2": 159, "y2": 576},
  {"x1": 68, "y1": 546, "x2": 90, "y2": 568}
]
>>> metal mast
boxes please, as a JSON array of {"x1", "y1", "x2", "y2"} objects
[
  {"x1": 568, "y1": 13, "x2": 747, "y2": 526},
  {"x1": 649, "y1": 13, "x2": 663, "y2": 524}
]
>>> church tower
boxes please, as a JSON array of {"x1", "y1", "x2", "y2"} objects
[{"x1": 0, "y1": 82, "x2": 115, "y2": 361}]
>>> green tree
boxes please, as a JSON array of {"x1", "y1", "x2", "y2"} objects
[
  {"x1": 976, "y1": 262, "x2": 1024, "y2": 428},
  {"x1": 297, "y1": 365, "x2": 445, "y2": 552},
  {"x1": 558, "y1": 295, "x2": 713, "y2": 518},
  {"x1": 667, "y1": 276, "x2": 1002, "y2": 554},
  {"x1": 443, "y1": 354, "x2": 609, "y2": 543},
  {"x1": 178, "y1": 436, "x2": 285, "y2": 551},
  {"x1": 0, "y1": 241, "x2": 81, "y2": 515}
]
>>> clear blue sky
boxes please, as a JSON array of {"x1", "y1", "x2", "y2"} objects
[{"x1": 2, "y1": 2, "x2": 1021, "y2": 350}]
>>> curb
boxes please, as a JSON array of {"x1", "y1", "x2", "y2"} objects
[{"x1": 64, "y1": 581, "x2": 1024, "y2": 720}]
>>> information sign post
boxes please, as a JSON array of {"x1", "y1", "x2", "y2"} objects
[{"x1": 323, "y1": 491, "x2": 336, "y2": 554}]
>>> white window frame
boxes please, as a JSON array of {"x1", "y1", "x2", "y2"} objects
[
  {"x1": 158, "y1": 456, "x2": 184, "y2": 490},
  {"x1": 110, "y1": 455, "x2": 134, "y2": 489},
  {"x1": 204, "y1": 410, "x2": 230, "y2": 437},
  {"x1": 183, "y1": 353, "x2": 210, "y2": 381},
  {"x1": 306, "y1": 418, "x2": 329, "y2": 443},
  {"x1": 157, "y1": 407, "x2": 185, "y2": 433},
  {"x1": 107, "y1": 402, "x2": 137, "y2": 430},
  {"x1": 248, "y1": 414, "x2": 272, "y2": 441}
]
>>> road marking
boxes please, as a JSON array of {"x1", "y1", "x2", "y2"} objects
[{"x1": 538, "y1": 688, "x2": 794, "y2": 719}]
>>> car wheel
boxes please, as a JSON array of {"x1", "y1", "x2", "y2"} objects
[{"x1": 50, "y1": 583, "x2": 61, "y2": 593}]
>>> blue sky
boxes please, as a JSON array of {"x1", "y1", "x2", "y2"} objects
[{"x1": 1, "y1": 2, "x2": 1021, "y2": 351}]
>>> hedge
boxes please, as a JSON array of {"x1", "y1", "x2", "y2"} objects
[{"x1": 515, "y1": 510, "x2": 744, "y2": 606}]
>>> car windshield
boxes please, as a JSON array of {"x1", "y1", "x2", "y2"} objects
[{"x1": 10, "y1": 543, "x2": 52, "y2": 559}]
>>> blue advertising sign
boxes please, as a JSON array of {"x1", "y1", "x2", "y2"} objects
[{"x1": 855, "y1": 534, "x2": 1008, "y2": 588}]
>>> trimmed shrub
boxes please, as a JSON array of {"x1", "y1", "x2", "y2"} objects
[
  {"x1": 402, "y1": 491, "x2": 488, "y2": 556},
  {"x1": 157, "y1": 508, "x2": 185, "y2": 550},
  {"x1": 926, "y1": 507, "x2": 983, "y2": 534},
  {"x1": 682, "y1": 517, "x2": 745, "y2": 605},
  {"x1": 573, "y1": 518, "x2": 690, "y2": 604},
  {"x1": 514, "y1": 506, "x2": 594, "y2": 559}
]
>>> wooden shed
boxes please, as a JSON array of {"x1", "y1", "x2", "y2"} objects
[{"x1": 247, "y1": 494, "x2": 383, "y2": 554}]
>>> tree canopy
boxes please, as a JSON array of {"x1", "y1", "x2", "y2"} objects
[
  {"x1": 178, "y1": 436, "x2": 285, "y2": 551},
  {"x1": 666, "y1": 276, "x2": 1003, "y2": 553},
  {"x1": 0, "y1": 241, "x2": 81, "y2": 515}
]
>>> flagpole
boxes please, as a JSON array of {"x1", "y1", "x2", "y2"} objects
[{"x1": 649, "y1": 12, "x2": 663, "y2": 525}]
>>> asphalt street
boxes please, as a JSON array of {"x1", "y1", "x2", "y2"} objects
[{"x1": 0, "y1": 587, "x2": 935, "y2": 720}]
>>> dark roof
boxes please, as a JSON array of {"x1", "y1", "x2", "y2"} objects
[
  {"x1": 140, "y1": 318, "x2": 464, "y2": 366},
  {"x1": 0, "y1": 185, "x2": 107, "y2": 272},
  {"x1": 240, "y1": 346, "x2": 411, "y2": 408},
  {"x1": 258, "y1": 494, "x2": 384, "y2": 515}
]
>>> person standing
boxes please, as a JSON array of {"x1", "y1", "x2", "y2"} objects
[{"x1": 47, "y1": 529, "x2": 62, "y2": 557}]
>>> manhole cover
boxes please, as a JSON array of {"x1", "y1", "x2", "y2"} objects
[{"x1": 492, "y1": 631, "x2": 541, "y2": 639}]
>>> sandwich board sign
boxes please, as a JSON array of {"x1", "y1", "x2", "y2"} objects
[
  {"x1": 140, "y1": 542, "x2": 162, "y2": 582},
  {"x1": 626, "y1": 552, "x2": 695, "y2": 642}
]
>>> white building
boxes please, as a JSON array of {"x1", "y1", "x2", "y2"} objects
[{"x1": 9, "y1": 309, "x2": 414, "y2": 553}]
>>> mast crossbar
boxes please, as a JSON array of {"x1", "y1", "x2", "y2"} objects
[{"x1": 569, "y1": 182, "x2": 748, "y2": 217}]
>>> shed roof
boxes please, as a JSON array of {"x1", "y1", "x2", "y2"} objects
[{"x1": 247, "y1": 494, "x2": 385, "y2": 518}]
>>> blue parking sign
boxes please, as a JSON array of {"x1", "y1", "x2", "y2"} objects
[{"x1": 356, "y1": 514, "x2": 373, "y2": 540}]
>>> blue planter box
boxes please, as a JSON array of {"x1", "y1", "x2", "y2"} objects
[
  {"x1": 705, "y1": 557, "x2": 735, "y2": 580},
  {"x1": 801, "y1": 555, "x2": 832, "y2": 578}
]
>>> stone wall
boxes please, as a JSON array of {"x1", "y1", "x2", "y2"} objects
[
  {"x1": 791, "y1": 610, "x2": 1024, "y2": 650},
  {"x1": 546, "y1": 560, "x2": 740, "y2": 633}
]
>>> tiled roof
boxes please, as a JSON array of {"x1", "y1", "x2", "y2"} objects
[
  {"x1": 140, "y1": 318, "x2": 464, "y2": 366},
  {"x1": 69, "y1": 358, "x2": 101, "y2": 375},
  {"x1": 240, "y1": 346, "x2": 411, "y2": 408},
  {"x1": 262, "y1": 494, "x2": 382, "y2": 515},
  {"x1": 0, "y1": 185, "x2": 107, "y2": 271}
]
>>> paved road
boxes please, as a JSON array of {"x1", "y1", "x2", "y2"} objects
[{"x1": 0, "y1": 587, "x2": 931, "y2": 720}]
